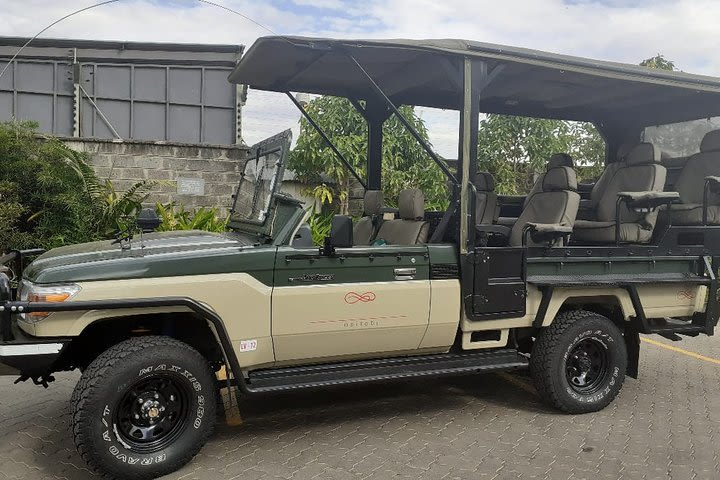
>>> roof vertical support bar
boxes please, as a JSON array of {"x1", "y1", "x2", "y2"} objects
[
  {"x1": 346, "y1": 53, "x2": 457, "y2": 184},
  {"x1": 285, "y1": 92, "x2": 367, "y2": 189},
  {"x1": 366, "y1": 100, "x2": 391, "y2": 191},
  {"x1": 458, "y1": 58, "x2": 483, "y2": 253}
]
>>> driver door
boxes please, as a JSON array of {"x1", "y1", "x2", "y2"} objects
[{"x1": 271, "y1": 245, "x2": 430, "y2": 363}]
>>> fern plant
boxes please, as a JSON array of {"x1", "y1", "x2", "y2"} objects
[
  {"x1": 64, "y1": 149, "x2": 159, "y2": 237},
  {"x1": 155, "y1": 203, "x2": 229, "y2": 233}
]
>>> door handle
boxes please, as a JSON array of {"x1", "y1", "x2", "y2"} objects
[{"x1": 394, "y1": 267, "x2": 416, "y2": 280}]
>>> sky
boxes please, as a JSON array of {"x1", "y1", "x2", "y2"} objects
[{"x1": 2, "y1": 0, "x2": 720, "y2": 157}]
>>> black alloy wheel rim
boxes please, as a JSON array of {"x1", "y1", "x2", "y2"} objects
[
  {"x1": 114, "y1": 374, "x2": 190, "y2": 453},
  {"x1": 565, "y1": 338, "x2": 610, "y2": 394}
]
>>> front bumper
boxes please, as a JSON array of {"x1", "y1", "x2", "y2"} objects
[
  {"x1": 0, "y1": 335, "x2": 69, "y2": 377},
  {"x1": 0, "y1": 272, "x2": 70, "y2": 377}
]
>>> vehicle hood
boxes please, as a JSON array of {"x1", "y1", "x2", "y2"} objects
[{"x1": 23, "y1": 230, "x2": 275, "y2": 284}]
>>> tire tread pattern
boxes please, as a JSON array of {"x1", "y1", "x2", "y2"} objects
[
  {"x1": 71, "y1": 335, "x2": 216, "y2": 480},
  {"x1": 530, "y1": 310, "x2": 626, "y2": 414}
]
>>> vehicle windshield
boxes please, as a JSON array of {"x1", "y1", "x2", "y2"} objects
[
  {"x1": 232, "y1": 151, "x2": 279, "y2": 223},
  {"x1": 230, "y1": 130, "x2": 291, "y2": 225},
  {"x1": 643, "y1": 116, "x2": 720, "y2": 158}
]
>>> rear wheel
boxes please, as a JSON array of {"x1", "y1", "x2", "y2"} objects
[
  {"x1": 530, "y1": 310, "x2": 627, "y2": 413},
  {"x1": 71, "y1": 336, "x2": 218, "y2": 480}
]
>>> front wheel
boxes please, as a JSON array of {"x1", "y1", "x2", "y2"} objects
[
  {"x1": 530, "y1": 310, "x2": 627, "y2": 414},
  {"x1": 71, "y1": 336, "x2": 218, "y2": 480}
]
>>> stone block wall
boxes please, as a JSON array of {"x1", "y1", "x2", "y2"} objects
[{"x1": 61, "y1": 138, "x2": 250, "y2": 213}]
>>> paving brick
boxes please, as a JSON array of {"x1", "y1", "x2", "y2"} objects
[{"x1": 0, "y1": 336, "x2": 720, "y2": 479}]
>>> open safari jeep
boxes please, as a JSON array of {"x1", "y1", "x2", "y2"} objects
[{"x1": 2, "y1": 37, "x2": 720, "y2": 479}]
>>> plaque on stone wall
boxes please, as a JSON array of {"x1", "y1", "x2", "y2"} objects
[{"x1": 177, "y1": 177, "x2": 205, "y2": 196}]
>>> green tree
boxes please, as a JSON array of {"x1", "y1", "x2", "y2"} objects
[
  {"x1": 640, "y1": 54, "x2": 676, "y2": 71},
  {"x1": 288, "y1": 96, "x2": 448, "y2": 213},
  {"x1": 477, "y1": 115, "x2": 605, "y2": 194}
]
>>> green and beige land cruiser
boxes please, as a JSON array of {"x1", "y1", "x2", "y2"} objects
[{"x1": 2, "y1": 37, "x2": 720, "y2": 479}]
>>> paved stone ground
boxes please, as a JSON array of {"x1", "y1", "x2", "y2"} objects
[{"x1": 1, "y1": 335, "x2": 719, "y2": 480}]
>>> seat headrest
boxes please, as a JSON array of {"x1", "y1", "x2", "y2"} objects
[
  {"x1": 473, "y1": 172, "x2": 495, "y2": 192},
  {"x1": 542, "y1": 166, "x2": 577, "y2": 192},
  {"x1": 547, "y1": 153, "x2": 573, "y2": 169},
  {"x1": 700, "y1": 130, "x2": 720, "y2": 152},
  {"x1": 398, "y1": 189, "x2": 425, "y2": 220},
  {"x1": 626, "y1": 142, "x2": 660, "y2": 165},
  {"x1": 363, "y1": 190, "x2": 383, "y2": 216},
  {"x1": 617, "y1": 141, "x2": 636, "y2": 162}
]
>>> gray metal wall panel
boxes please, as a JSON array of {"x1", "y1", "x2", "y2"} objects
[
  {"x1": 0, "y1": 62, "x2": 12, "y2": 89},
  {"x1": 80, "y1": 98, "x2": 94, "y2": 137},
  {"x1": 16, "y1": 62, "x2": 54, "y2": 92},
  {"x1": 168, "y1": 68, "x2": 201, "y2": 104},
  {"x1": 132, "y1": 102, "x2": 165, "y2": 140},
  {"x1": 0, "y1": 93, "x2": 12, "y2": 121},
  {"x1": 134, "y1": 67, "x2": 165, "y2": 102},
  {"x1": 95, "y1": 65, "x2": 131, "y2": 99},
  {"x1": 17, "y1": 92, "x2": 53, "y2": 131},
  {"x1": 1, "y1": 48, "x2": 238, "y2": 144},
  {"x1": 204, "y1": 107, "x2": 234, "y2": 144},
  {"x1": 204, "y1": 69, "x2": 234, "y2": 106},
  {"x1": 55, "y1": 97, "x2": 74, "y2": 136},
  {"x1": 95, "y1": 99, "x2": 130, "y2": 138},
  {"x1": 168, "y1": 104, "x2": 201, "y2": 143}
]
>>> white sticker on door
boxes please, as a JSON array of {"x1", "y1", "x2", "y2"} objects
[{"x1": 239, "y1": 339, "x2": 258, "y2": 352}]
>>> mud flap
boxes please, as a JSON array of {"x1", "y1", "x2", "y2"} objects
[
  {"x1": 217, "y1": 366, "x2": 243, "y2": 426},
  {"x1": 624, "y1": 324, "x2": 640, "y2": 379}
]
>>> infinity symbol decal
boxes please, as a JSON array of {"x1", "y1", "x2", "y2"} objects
[{"x1": 344, "y1": 291, "x2": 376, "y2": 304}]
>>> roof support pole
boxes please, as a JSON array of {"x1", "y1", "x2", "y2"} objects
[
  {"x1": 286, "y1": 92, "x2": 367, "y2": 189},
  {"x1": 458, "y1": 58, "x2": 483, "y2": 253},
  {"x1": 346, "y1": 53, "x2": 457, "y2": 184}
]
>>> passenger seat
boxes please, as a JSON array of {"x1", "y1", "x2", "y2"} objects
[
  {"x1": 573, "y1": 143, "x2": 665, "y2": 244},
  {"x1": 473, "y1": 172, "x2": 499, "y2": 225},
  {"x1": 524, "y1": 153, "x2": 573, "y2": 208},
  {"x1": 497, "y1": 153, "x2": 572, "y2": 227},
  {"x1": 666, "y1": 130, "x2": 720, "y2": 224},
  {"x1": 353, "y1": 190, "x2": 384, "y2": 245},
  {"x1": 509, "y1": 166, "x2": 580, "y2": 246},
  {"x1": 578, "y1": 142, "x2": 635, "y2": 219},
  {"x1": 374, "y1": 189, "x2": 429, "y2": 245}
]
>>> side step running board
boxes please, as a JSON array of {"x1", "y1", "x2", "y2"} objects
[
  {"x1": 245, "y1": 349, "x2": 528, "y2": 394},
  {"x1": 648, "y1": 318, "x2": 706, "y2": 340}
]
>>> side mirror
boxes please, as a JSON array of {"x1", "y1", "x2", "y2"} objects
[
  {"x1": 322, "y1": 215, "x2": 353, "y2": 255},
  {"x1": 137, "y1": 208, "x2": 161, "y2": 233}
]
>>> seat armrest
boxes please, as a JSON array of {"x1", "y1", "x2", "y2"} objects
[
  {"x1": 475, "y1": 224, "x2": 511, "y2": 246},
  {"x1": 617, "y1": 191, "x2": 680, "y2": 210},
  {"x1": 702, "y1": 177, "x2": 720, "y2": 224},
  {"x1": 614, "y1": 191, "x2": 679, "y2": 245},
  {"x1": 522, "y1": 223, "x2": 572, "y2": 246}
]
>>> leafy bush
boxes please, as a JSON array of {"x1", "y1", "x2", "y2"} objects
[
  {"x1": 155, "y1": 203, "x2": 228, "y2": 233},
  {"x1": 0, "y1": 121, "x2": 157, "y2": 252},
  {"x1": 0, "y1": 121, "x2": 102, "y2": 250}
]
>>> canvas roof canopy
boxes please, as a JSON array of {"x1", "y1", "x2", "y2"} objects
[{"x1": 229, "y1": 36, "x2": 720, "y2": 128}]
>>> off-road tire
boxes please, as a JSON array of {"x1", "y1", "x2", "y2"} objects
[
  {"x1": 530, "y1": 310, "x2": 627, "y2": 414},
  {"x1": 71, "y1": 336, "x2": 218, "y2": 479}
]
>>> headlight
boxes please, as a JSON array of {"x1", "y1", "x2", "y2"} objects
[{"x1": 19, "y1": 280, "x2": 81, "y2": 322}]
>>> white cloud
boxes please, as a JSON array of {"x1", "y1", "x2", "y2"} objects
[{"x1": 2, "y1": 0, "x2": 720, "y2": 157}]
